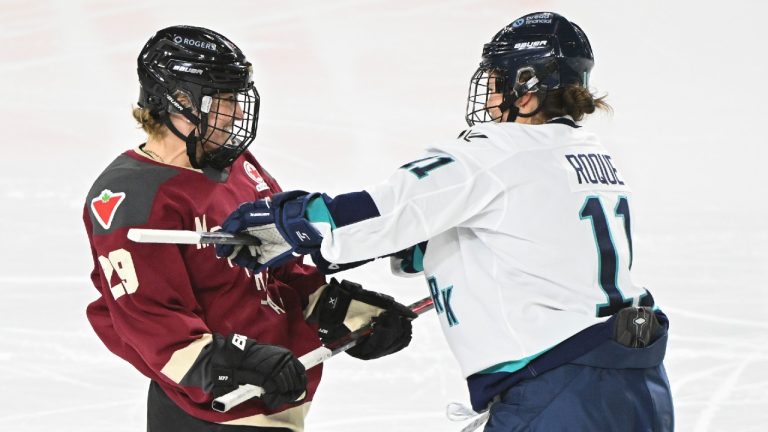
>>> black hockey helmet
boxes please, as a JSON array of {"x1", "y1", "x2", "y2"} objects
[
  {"x1": 137, "y1": 25, "x2": 259, "y2": 170},
  {"x1": 465, "y1": 12, "x2": 594, "y2": 125}
]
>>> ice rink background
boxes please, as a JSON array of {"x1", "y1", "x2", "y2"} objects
[{"x1": 1, "y1": 0, "x2": 767, "y2": 430}]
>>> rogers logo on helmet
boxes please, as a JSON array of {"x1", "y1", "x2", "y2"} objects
[
  {"x1": 514, "y1": 41, "x2": 548, "y2": 50},
  {"x1": 173, "y1": 35, "x2": 217, "y2": 51}
]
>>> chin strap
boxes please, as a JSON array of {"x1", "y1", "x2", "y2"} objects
[
  {"x1": 157, "y1": 92, "x2": 208, "y2": 168},
  {"x1": 184, "y1": 131, "x2": 203, "y2": 169}
]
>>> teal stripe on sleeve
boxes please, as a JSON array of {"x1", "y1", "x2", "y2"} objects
[
  {"x1": 305, "y1": 196, "x2": 337, "y2": 230},
  {"x1": 410, "y1": 243, "x2": 425, "y2": 272}
]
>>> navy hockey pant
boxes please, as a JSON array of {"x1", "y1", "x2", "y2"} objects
[
  {"x1": 146, "y1": 381, "x2": 292, "y2": 432},
  {"x1": 484, "y1": 331, "x2": 673, "y2": 432}
]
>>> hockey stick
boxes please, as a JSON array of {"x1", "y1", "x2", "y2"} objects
[
  {"x1": 211, "y1": 295, "x2": 435, "y2": 412},
  {"x1": 127, "y1": 228, "x2": 259, "y2": 246},
  {"x1": 127, "y1": 229, "x2": 436, "y2": 413}
]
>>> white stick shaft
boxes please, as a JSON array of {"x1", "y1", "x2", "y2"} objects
[
  {"x1": 211, "y1": 297, "x2": 433, "y2": 413},
  {"x1": 127, "y1": 228, "x2": 259, "y2": 245},
  {"x1": 211, "y1": 347, "x2": 332, "y2": 413},
  {"x1": 127, "y1": 229, "x2": 203, "y2": 244}
]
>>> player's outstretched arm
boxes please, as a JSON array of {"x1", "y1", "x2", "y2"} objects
[{"x1": 216, "y1": 149, "x2": 501, "y2": 273}]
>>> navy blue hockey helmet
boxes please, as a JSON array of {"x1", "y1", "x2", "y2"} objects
[
  {"x1": 137, "y1": 25, "x2": 259, "y2": 170},
  {"x1": 465, "y1": 12, "x2": 594, "y2": 125}
]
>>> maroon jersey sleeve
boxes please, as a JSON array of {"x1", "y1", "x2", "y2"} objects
[{"x1": 84, "y1": 155, "x2": 212, "y2": 403}]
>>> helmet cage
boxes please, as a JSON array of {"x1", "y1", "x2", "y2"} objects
[
  {"x1": 466, "y1": 66, "x2": 543, "y2": 125},
  {"x1": 196, "y1": 87, "x2": 260, "y2": 170}
]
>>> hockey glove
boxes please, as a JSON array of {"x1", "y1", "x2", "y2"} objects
[
  {"x1": 215, "y1": 191, "x2": 323, "y2": 273},
  {"x1": 307, "y1": 278, "x2": 416, "y2": 360},
  {"x1": 347, "y1": 310, "x2": 415, "y2": 360},
  {"x1": 210, "y1": 334, "x2": 307, "y2": 409}
]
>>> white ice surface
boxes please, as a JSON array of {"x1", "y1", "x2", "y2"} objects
[{"x1": 1, "y1": 1, "x2": 767, "y2": 431}]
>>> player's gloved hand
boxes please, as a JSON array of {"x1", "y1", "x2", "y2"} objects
[
  {"x1": 210, "y1": 334, "x2": 307, "y2": 409},
  {"x1": 307, "y1": 278, "x2": 416, "y2": 360},
  {"x1": 215, "y1": 191, "x2": 323, "y2": 273},
  {"x1": 347, "y1": 309, "x2": 414, "y2": 360}
]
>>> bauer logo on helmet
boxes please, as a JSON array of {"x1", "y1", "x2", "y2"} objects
[{"x1": 514, "y1": 41, "x2": 548, "y2": 50}]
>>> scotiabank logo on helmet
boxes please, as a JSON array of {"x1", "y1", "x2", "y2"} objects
[{"x1": 173, "y1": 35, "x2": 217, "y2": 52}]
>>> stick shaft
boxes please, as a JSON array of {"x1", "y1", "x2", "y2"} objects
[
  {"x1": 211, "y1": 296, "x2": 434, "y2": 412},
  {"x1": 127, "y1": 229, "x2": 260, "y2": 245}
]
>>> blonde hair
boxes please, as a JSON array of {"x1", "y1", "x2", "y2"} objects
[
  {"x1": 132, "y1": 107, "x2": 167, "y2": 138},
  {"x1": 131, "y1": 91, "x2": 195, "y2": 138}
]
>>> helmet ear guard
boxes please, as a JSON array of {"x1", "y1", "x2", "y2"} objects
[{"x1": 496, "y1": 66, "x2": 543, "y2": 121}]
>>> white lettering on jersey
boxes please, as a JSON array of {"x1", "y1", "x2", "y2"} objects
[{"x1": 194, "y1": 215, "x2": 208, "y2": 249}]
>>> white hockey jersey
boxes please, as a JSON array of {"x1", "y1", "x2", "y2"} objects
[{"x1": 313, "y1": 118, "x2": 646, "y2": 377}]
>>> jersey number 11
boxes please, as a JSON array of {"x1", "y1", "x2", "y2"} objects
[{"x1": 580, "y1": 196, "x2": 633, "y2": 317}]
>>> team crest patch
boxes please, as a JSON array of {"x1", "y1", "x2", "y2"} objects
[
  {"x1": 91, "y1": 189, "x2": 126, "y2": 230},
  {"x1": 244, "y1": 161, "x2": 270, "y2": 192}
]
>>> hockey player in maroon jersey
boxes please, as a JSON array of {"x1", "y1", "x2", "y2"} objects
[{"x1": 83, "y1": 26, "x2": 415, "y2": 432}]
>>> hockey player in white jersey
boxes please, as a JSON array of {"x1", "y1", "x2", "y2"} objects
[{"x1": 216, "y1": 12, "x2": 674, "y2": 431}]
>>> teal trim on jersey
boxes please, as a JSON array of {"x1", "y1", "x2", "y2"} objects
[
  {"x1": 477, "y1": 350, "x2": 548, "y2": 374},
  {"x1": 402, "y1": 243, "x2": 425, "y2": 273},
  {"x1": 615, "y1": 195, "x2": 633, "y2": 269},
  {"x1": 305, "y1": 197, "x2": 337, "y2": 230}
]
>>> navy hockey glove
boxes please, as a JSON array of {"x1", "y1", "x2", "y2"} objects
[
  {"x1": 210, "y1": 334, "x2": 307, "y2": 409},
  {"x1": 215, "y1": 191, "x2": 323, "y2": 273},
  {"x1": 307, "y1": 278, "x2": 416, "y2": 360}
]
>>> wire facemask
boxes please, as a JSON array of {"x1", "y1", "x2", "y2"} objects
[
  {"x1": 465, "y1": 67, "x2": 541, "y2": 126},
  {"x1": 171, "y1": 86, "x2": 259, "y2": 170},
  {"x1": 196, "y1": 87, "x2": 259, "y2": 170},
  {"x1": 160, "y1": 85, "x2": 260, "y2": 171}
]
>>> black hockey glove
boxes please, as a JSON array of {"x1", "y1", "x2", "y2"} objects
[
  {"x1": 346, "y1": 309, "x2": 415, "y2": 360},
  {"x1": 210, "y1": 334, "x2": 307, "y2": 409},
  {"x1": 307, "y1": 278, "x2": 416, "y2": 360}
]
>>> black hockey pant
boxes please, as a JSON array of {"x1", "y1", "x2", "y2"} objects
[{"x1": 147, "y1": 381, "x2": 292, "y2": 432}]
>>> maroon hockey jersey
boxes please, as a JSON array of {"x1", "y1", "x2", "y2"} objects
[{"x1": 83, "y1": 149, "x2": 326, "y2": 429}]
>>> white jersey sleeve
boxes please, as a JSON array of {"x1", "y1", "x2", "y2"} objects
[{"x1": 314, "y1": 137, "x2": 505, "y2": 264}]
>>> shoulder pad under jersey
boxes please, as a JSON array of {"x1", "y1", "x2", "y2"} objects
[{"x1": 86, "y1": 154, "x2": 179, "y2": 235}]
